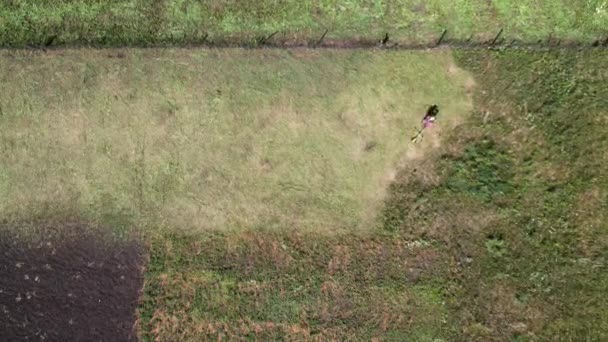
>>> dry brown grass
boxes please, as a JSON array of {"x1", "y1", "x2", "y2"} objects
[{"x1": 0, "y1": 48, "x2": 474, "y2": 234}]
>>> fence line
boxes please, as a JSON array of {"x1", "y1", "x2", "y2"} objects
[{"x1": 2, "y1": 29, "x2": 607, "y2": 50}]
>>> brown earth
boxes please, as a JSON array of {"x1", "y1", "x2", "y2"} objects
[{"x1": 0, "y1": 223, "x2": 144, "y2": 342}]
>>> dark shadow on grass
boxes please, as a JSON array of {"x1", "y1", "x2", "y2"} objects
[{"x1": 0, "y1": 222, "x2": 145, "y2": 342}]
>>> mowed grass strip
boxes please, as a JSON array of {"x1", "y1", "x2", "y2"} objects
[
  {"x1": 0, "y1": 0, "x2": 606, "y2": 47},
  {"x1": 0, "y1": 48, "x2": 473, "y2": 233}
]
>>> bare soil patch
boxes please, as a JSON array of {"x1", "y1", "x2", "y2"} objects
[{"x1": 0, "y1": 223, "x2": 144, "y2": 341}]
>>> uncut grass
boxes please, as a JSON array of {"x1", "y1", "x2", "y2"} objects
[
  {"x1": 379, "y1": 49, "x2": 608, "y2": 340},
  {"x1": 0, "y1": 0, "x2": 606, "y2": 47},
  {"x1": 0, "y1": 48, "x2": 473, "y2": 233},
  {"x1": 451, "y1": 49, "x2": 608, "y2": 340},
  {"x1": 140, "y1": 230, "x2": 454, "y2": 341}
]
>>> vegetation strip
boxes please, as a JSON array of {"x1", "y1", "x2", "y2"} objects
[
  {"x1": 1, "y1": 0, "x2": 607, "y2": 47},
  {"x1": 1, "y1": 44, "x2": 606, "y2": 340}
]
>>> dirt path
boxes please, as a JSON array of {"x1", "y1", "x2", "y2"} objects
[{"x1": 3, "y1": 37, "x2": 608, "y2": 51}]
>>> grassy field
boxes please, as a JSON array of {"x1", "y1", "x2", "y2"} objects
[
  {"x1": 139, "y1": 48, "x2": 608, "y2": 340},
  {"x1": 0, "y1": 49, "x2": 473, "y2": 233},
  {"x1": 1, "y1": 46, "x2": 606, "y2": 340},
  {"x1": 141, "y1": 231, "x2": 456, "y2": 340},
  {"x1": 1, "y1": 0, "x2": 607, "y2": 47},
  {"x1": 444, "y1": 48, "x2": 608, "y2": 340}
]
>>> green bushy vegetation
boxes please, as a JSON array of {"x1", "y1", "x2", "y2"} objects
[
  {"x1": 382, "y1": 48, "x2": 608, "y2": 339},
  {"x1": 1, "y1": 0, "x2": 606, "y2": 46}
]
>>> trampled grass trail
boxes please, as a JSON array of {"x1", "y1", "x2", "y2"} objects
[{"x1": 0, "y1": 48, "x2": 473, "y2": 233}]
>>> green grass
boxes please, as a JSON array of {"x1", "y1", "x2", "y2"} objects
[
  {"x1": 449, "y1": 49, "x2": 608, "y2": 339},
  {"x1": 0, "y1": 48, "x2": 473, "y2": 340},
  {"x1": 0, "y1": 49, "x2": 473, "y2": 233},
  {"x1": 2, "y1": 46, "x2": 607, "y2": 340},
  {"x1": 379, "y1": 48, "x2": 608, "y2": 340},
  {"x1": 140, "y1": 231, "x2": 454, "y2": 341},
  {"x1": 0, "y1": 0, "x2": 606, "y2": 46},
  {"x1": 139, "y1": 45, "x2": 608, "y2": 340}
]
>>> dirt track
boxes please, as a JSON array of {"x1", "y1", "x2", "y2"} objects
[
  {"x1": 0, "y1": 225, "x2": 144, "y2": 342},
  {"x1": 2, "y1": 36, "x2": 608, "y2": 52}
]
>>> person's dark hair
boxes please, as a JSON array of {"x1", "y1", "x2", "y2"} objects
[{"x1": 426, "y1": 104, "x2": 439, "y2": 118}]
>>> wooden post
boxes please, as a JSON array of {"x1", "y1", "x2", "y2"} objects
[
  {"x1": 381, "y1": 32, "x2": 389, "y2": 46},
  {"x1": 255, "y1": 31, "x2": 278, "y2": 46},
  {"x1": 44, "y1": 34, "x2": 57, "y2": 47},
  {"x1": 436, "y1": 29, "x2": 447, "y2": 46},
  {"x1": 466, "y1": 34, "x2": 473, "y2": 45},
  {"x1": 264, "y1": 31, "x2": 279, "y2": 44},
  {"x1": 491, "y1": 28, "x2": 503, "y2": 45},
  {"x1": 315, "y1": 29, "x2": 329, "y2": 47}
]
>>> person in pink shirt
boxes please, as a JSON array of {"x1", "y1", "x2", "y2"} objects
[{"x1": 411, "y1": 104, "x2": 439, "y2": 143}]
